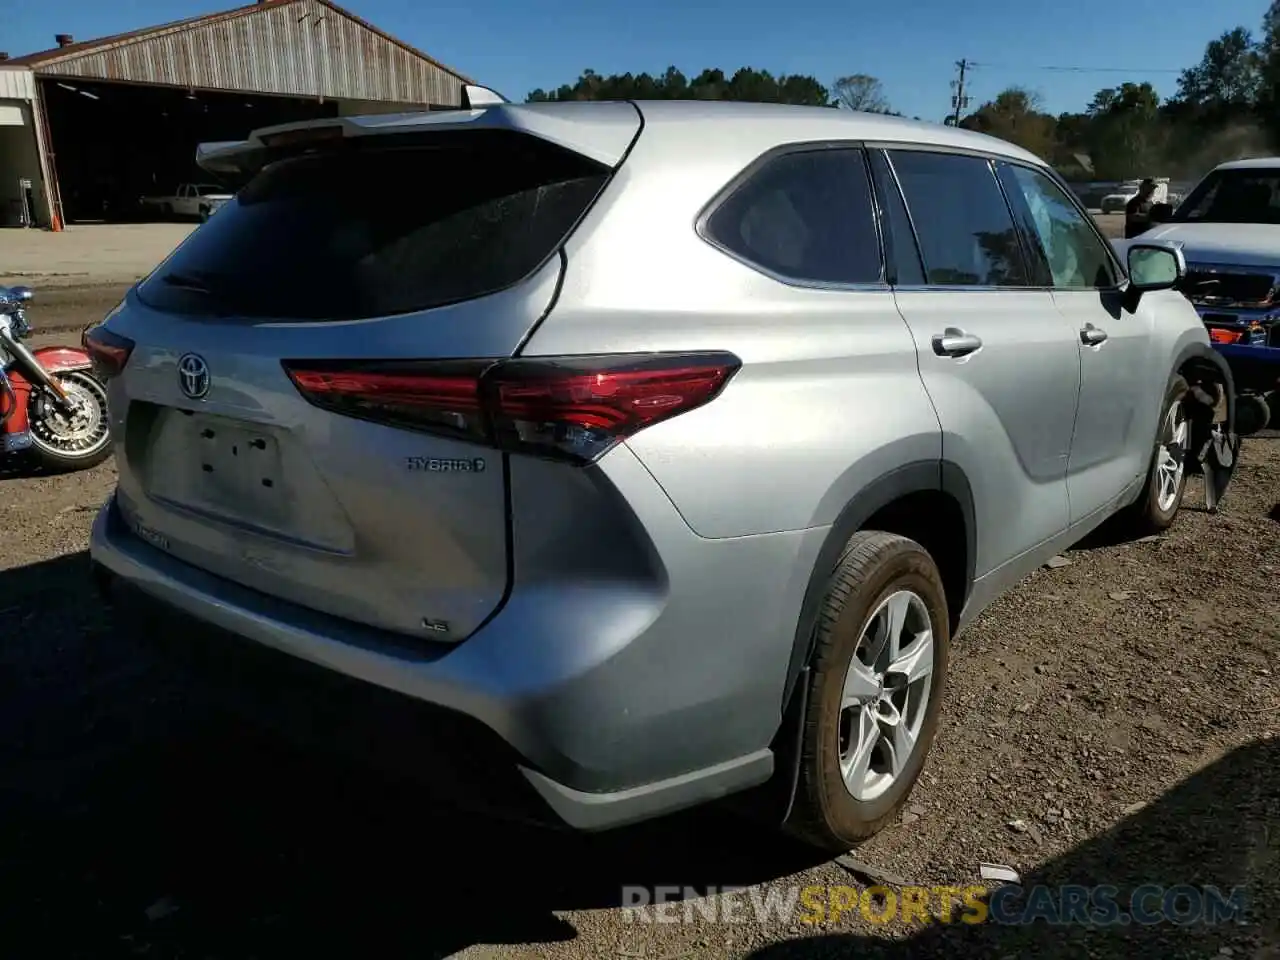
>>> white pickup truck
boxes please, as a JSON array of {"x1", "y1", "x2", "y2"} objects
[
  {"x1": 1099, "y1": 177, "x2": 1170, "y2": 214},
  {"x1": 138, "y1": 182, "x2": 233, "y2": 221}
]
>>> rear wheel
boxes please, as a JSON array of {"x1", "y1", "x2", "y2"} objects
[
  {"x1": 27, "y1": 371, "x2": 113, "y2": 471},
  {"x1": 786, "y1": 531, "x2": 950, "y2": 852},
  {"x1": 1122, "y1": 375, "x2": 1189, "y2": 535}
]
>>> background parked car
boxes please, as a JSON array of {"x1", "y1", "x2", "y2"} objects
[
  {"x1": 138, "y1": 183, "x2": 233, "y2": 221},
  {"x1": 1100, "y1": 177, "x2": 1171, "y2": 213}
]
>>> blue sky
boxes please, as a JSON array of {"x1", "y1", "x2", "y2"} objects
[{"x1": 0, "y1": 0, "x2": 1270, "y2": 120}]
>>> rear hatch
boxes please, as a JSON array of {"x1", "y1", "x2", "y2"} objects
[{"x1": 103, "y1": 104, "x2": 640, "y2": 642}]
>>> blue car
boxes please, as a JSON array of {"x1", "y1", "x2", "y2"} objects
[{"x1": 1213, "y1": 340, "x2": 1280, "y2": 432}]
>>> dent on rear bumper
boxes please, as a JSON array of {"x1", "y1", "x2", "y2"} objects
[{"x1": 90, "y1": 445, "x2": 825, "y2": 830}]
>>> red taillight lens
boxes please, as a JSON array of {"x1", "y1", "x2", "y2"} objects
[
  {"x1": 282, "y1": 352, "x2": 741, "y2": 464},
  {"x1": 284, "y1": 361, "x2": 491, "y2": 440},
  {"x1": 82, "y1": 326, "x2": 135, "y2": 379},
  {"x1": 1207, "y1": 327, "x2": 1244, "y2": 344}
]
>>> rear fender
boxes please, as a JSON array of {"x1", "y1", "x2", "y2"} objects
[
  {"x1": 768, "y1": 460, "x2": 975, "y2": 825},
  {"x1": 780, "y1": 460, "x2": 975, "y2": 710}
]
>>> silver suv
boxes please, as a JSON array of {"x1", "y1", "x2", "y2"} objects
[{"x1": 87, "y1": 97, "x2": 1240, "y2": 850}]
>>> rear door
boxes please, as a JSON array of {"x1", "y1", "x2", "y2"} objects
[
  {"x1": 105, "y1": 109, "x2": 639, "y2": 642},
  {"x1": 875, "y1": 147, "x2": 1081, "y2": 578},
  {"x1": 996, "y1": 161, "x2": 1159, "y2": 523}
]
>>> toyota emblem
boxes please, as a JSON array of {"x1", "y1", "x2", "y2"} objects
[{"x1": 177, "y1": 353, "x2": 210, "y2": 400}]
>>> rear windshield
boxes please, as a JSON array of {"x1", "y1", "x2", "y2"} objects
[{"x1": 137, "y1": 131, "x2": 610, "y2": 320}]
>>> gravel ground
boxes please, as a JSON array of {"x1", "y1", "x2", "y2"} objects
[{"x1": 1, "y1": 237, "x2": 1277, "y2": 959}]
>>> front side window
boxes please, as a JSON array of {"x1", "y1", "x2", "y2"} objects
[
  {"x1": 704, "y1": 147, "x2": 883, "y2": 285},
  {"x1": 886, "y1": 150, "x2": 1027, "y2": 287},
  {"x1": 1001, "y1": 164, "x2": 1119, "y2": 290}
]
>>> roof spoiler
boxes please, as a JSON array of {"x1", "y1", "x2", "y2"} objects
[
  {"x1": 194, "y1": 89, "x2": 638, "y2": 177},
  {"x1": 196, "y1": 139, "x2": 254, "y2": 176},
  {"x1": 460, "y1": 83, "x2": 508, "y2": 108}
]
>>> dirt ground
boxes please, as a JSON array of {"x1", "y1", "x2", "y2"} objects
[
  {"x1": 0, "y1": 223, "x2": 195, "y2": 289},
  {"x1": 1, "y1": 225, "x2": 1277, "y2": 960}
]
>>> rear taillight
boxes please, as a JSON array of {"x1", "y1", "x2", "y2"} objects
[
  {"x1": 82, "y1": 326, "x2": 135, "y2": 379},
  {"x1": 283, "y1": 352, "x2": 741, "y2": 464}
]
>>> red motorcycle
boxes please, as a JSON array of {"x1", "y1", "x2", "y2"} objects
[{"x1": 0, "y1": 285, "x2": 112, "y2": 471}]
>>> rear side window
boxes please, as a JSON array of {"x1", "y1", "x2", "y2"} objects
[
  {"x1": 136, "y1": 131, "x2": 610, "y2": 320},
  {"x1": 887, "y1": 150, "x2": 1028, "y2": 287},
  {"x1": 703, "y1": 148, "x2": 883, "y2": 285}
]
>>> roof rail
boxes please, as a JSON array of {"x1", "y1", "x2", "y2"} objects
[{"x1": 461, "y1": 83, "x2": 508, "y2": 108}]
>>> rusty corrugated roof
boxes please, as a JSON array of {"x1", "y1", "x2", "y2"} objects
[{"x1": 7, "y1": 0, "x2": 473, "y2": 85}]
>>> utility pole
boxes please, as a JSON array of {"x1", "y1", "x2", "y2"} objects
[{"x1": 949, "y1": 59, "x2": 971, "y2": 126}]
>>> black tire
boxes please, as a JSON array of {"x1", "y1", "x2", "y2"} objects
[
  {"x1": 786, "y1": 531, "x2": 950, "y2": 852},
  {"x1": 1265, "y1": 390, "x2": 1280, "y2": 429},
  {"x1": 1237, "y1": 394, "x2": 1271, "y2": 436},
  {"x1": 26, "y1": 371, "x2": 114, "y2": 473},
  {"x1": 1122, "y1": 374, "x2": 1189, "y2": 535}
]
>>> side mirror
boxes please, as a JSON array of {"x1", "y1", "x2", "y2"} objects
[
  {"x1": 1125, "y1": 241, "x2": 1184, "y2": 310},
  {"x1": 1147, "y1": 202, "x2": 1173, "y2": 224}
]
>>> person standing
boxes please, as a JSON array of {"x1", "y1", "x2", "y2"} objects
[{"x1": 1124, "y1": 179, "x2": 1158, "y2": 239}]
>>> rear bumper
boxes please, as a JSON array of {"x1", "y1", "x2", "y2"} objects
[{"x1": 89, "y1": 490, "x2": 804, "y2": 831}]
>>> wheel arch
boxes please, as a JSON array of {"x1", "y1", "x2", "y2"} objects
[
  {"x1": 767, "y1": 460, "x2": 974, "y2": 825},
  {"x1": 781, "y1": 460, "x2": 975, "y2": 713},
  {"x1": 1173, "y1": 341, "x2": 1236, "y2": 434}
]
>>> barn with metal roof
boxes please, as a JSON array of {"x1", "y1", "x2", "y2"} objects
[{"x1": 0, "y1": 0, "x2": 475, "y2": 229}]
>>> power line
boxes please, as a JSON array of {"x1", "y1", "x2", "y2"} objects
[{"x1": 968, "y1": 61, "x2": 1185, "y2": 75}]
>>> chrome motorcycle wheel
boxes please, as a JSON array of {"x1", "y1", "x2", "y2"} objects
[{"x1": 28, "y1": 370, "x2": 113, "y2": 469}]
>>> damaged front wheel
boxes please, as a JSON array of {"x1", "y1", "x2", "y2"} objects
[{"x1": 1123, "y1": 375, "x2": 1190, "y2": 535}]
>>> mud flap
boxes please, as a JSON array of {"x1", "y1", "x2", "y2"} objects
[{"x1": 1183, "y1": 381, "x2": 1241, "y2": 513}]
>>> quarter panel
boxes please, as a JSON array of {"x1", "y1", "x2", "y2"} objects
[
  {"x1": 532, "y1": 279, "x2": 939, "y2": 539},
  {"x1": 523, "y1": 127, "x2": 940, "y2": 539}
]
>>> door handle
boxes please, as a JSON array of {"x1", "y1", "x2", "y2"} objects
[
  {"x1": 1080, "y1": 324, "x2": 1109, "y2": 346},
  {"x1": 932, "y1": 328, "x2": 983, "y2": 358}
]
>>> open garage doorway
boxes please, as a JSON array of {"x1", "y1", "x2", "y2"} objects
[{"x1": 41, "y1": 79, "x2": 337, "y2": 224}]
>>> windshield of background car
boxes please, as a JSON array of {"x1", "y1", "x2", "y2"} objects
[{"x1": 1173, "y1": 169, "x2": 1280, "y2": 224}]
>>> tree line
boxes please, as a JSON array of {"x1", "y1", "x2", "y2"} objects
[{"x1": 527, "y1": 0, "x2": 1280, "y2": 179}]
